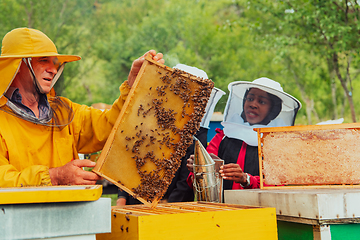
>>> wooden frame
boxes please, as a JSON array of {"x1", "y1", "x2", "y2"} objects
[
  {"x1": 255, "y1": 123, "x2": 360, "y2": 189},
  {"x1": 93, "y1": 55, "x2": 213, "y2": 207}
]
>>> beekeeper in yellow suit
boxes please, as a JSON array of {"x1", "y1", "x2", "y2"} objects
[{"x1": 0, "y1": 27, "x2": 164, "y2": 187}]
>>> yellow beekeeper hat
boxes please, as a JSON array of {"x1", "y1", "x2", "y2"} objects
[{"x1": 0, "y1": 27, "x2": 81, "y2": 105}]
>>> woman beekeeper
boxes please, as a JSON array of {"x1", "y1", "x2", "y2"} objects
[{"x1": 188, "y1": 77, "x2": 301, "y2": 192}]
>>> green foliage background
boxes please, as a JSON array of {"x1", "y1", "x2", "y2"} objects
[{"x1": 1, "y1": 0, "x2": 360, "y2": 125}]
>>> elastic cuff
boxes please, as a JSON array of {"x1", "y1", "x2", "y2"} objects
[
  {"x1": 120, "y1": 80, "x2": 131, "y2": 93},
  {"x1": 41, "y1": 167, "x2": 53, "y2": 186}
]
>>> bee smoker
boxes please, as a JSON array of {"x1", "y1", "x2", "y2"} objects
[{"x1": 193, "y1": 138, "x2": 223, "y2": 203}]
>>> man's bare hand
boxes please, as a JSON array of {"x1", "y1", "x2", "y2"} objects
[
  {"x1": 49, "y1": 159, "x2": 101, "y2": 185},
  {"x1": 127, "y1": 50, "x2": 164, "y2": 87}
]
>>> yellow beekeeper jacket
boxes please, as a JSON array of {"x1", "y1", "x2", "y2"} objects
[{"x1": 0, "y1": 82, "x2": 130, "y2": 187}]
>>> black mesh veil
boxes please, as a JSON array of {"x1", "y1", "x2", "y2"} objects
[{"x1": 1, "y1": 95, "x2": 74, "y2": 128}]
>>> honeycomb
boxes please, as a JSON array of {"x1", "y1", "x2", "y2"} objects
[
  {"x1": 93, "y1": 55, "x2": 214, "y2": 207},
  {"x1": 259, "y1": 125, "x2": 360, "y2": 187}
]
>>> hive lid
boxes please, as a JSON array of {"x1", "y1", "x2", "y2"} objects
[{"x1": 0, "y1": 185, "x2": 102, "y2": 204}]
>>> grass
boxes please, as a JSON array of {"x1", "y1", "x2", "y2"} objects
[{"x1": 101, "y1": 194, "x2": 118, "y2": 206}]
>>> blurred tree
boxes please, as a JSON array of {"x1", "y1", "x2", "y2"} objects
[
  {"x1": 2, "y1": 0, "x2": 359, "y2": 124},
  {"x1": 0, "y1": 0, "x2": 102, "y2": 103},
  {"x1": 248, "y1": 0, "x2": 360, "y2": 122},
  {"x1": 112, "y1": 0, "x2": 286, "y2": 112}
]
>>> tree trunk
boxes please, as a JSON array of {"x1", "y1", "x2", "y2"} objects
[
  {"x1": 332, "y1": 53, "x2": 356, "y2": 122},
  {"x1": 331, "y1": 80, "x2": 337, "y2": 119}
]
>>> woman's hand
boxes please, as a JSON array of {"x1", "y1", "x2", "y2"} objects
[
  {"x1": 186, "y1": 155, "x2": 194, "y2": 173},
  {"x1": 220, "y1": 163, "x2": 247, "y2": 185},
  {"x1": 127, "y1": 50, "x2": 164, "y2": 87}
]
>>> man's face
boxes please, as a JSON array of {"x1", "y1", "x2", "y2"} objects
[
  {"x1": 31, "y1": 56, "x2": 59, "y2": 94},
  {"x1": 243, "y1": 88, "x2": 272, "y2": 125}
]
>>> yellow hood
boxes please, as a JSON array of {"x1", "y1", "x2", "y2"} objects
[{"x1": 0, "y1": 27, "x2": 81, "y2": 105}]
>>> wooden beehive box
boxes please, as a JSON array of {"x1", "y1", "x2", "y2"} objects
[
  {"x1": 256, "y1": 123, "x2": 360, "y2": 189},
  {"x1": 93, "y1": 55, "x2": 213, "y2": 207},
  {"x1": 96, "y1": 202, "x2": 278, "y2": 240}
]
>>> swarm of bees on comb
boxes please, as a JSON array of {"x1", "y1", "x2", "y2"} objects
[{"x1": 93, "y1": 56, "x2": 214, "y2": 207}]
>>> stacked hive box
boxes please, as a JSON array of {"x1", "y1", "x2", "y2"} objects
[
  {"x1": 96, "y1": 202, "x2": 278, "y2": 240},
  {"x1": 223, "y1": 123, "x2": 360, "y2": 240},
  {"x1": 93, "y1": 55, "x2": 214, "y2": 207}
]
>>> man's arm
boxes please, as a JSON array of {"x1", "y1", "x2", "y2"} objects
[{"x1": 75, "y1": 50, "x2": 165, "y2": 153}]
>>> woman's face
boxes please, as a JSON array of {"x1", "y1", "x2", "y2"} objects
[{"x1": 243, "y1": 88, "x2": 272, "y2": 125}]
